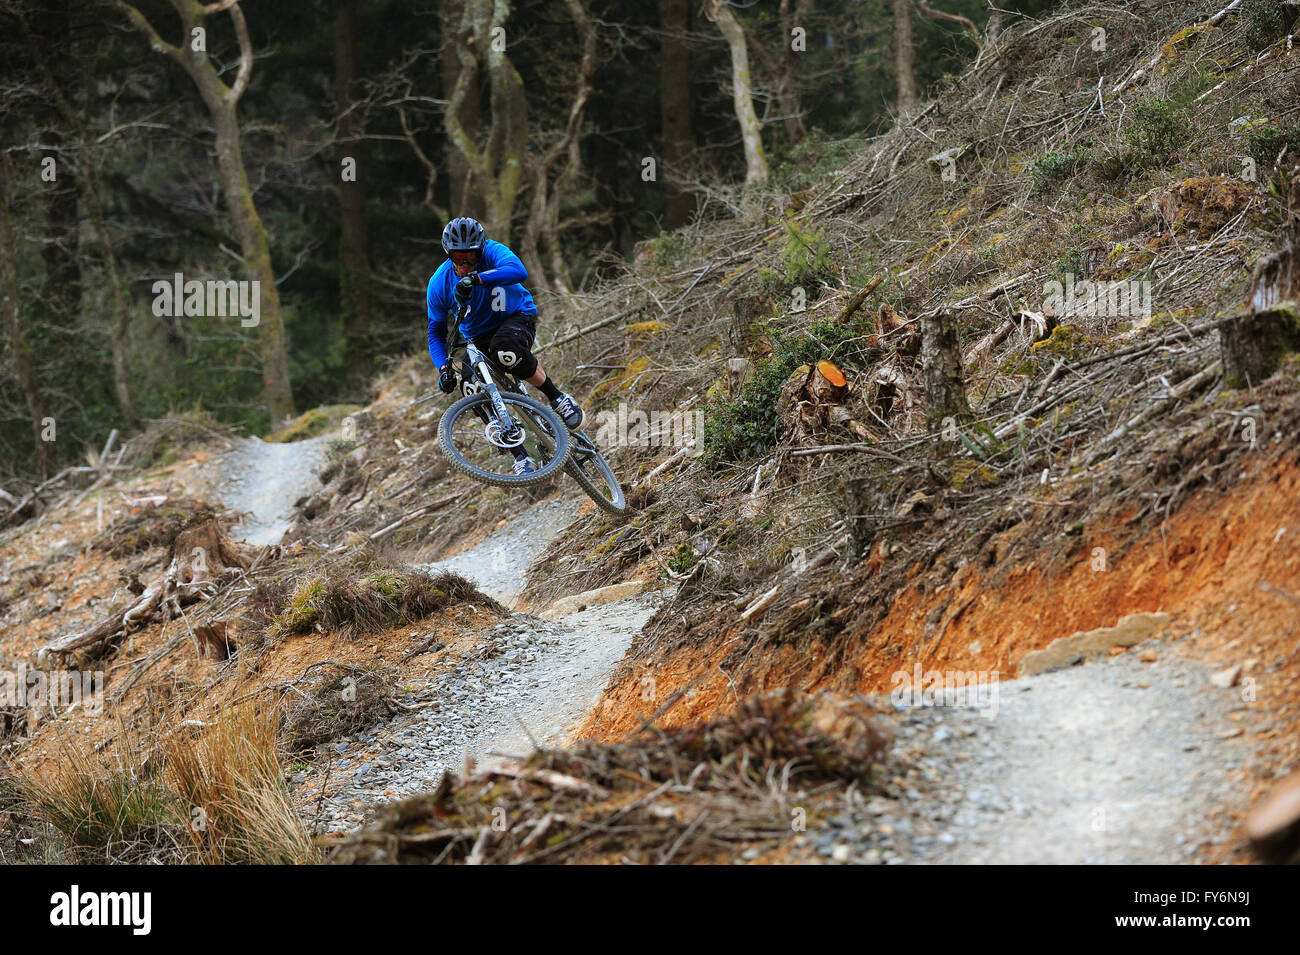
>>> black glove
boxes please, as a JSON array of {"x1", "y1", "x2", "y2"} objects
[
  {"x1": 438, "y1": 364, "x2": 457, "y2": 394},
  {"x1": 454, "y1": 273, "x2": 480, "y2": 303}
]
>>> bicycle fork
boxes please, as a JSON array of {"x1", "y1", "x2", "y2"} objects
[{"x1": 466, "y1": 340, "x2": 522, "y2": 446}]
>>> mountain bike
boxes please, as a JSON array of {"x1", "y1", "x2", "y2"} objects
[{"x1": 436, "y1": 302, "x2": 628, "y2": 517}]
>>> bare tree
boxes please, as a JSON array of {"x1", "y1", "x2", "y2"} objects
[
  {"x1": 443, "y1": 0, "x2": 527, "y2": 241},
  {"x1": 743, "y1": 0, "x2": 815, "y2": 146},
  {"x1": 24, "y1": 10, "x2": 138, "y2": 426},
  {"x1": 440, "y1": 0, "x2": 481, "y2": 219},
  {"x1": 894, "y1": 0, "x2": 917, "y2": 116},
  {"x1": 659, "y1": 0, "x2": 695, "y2": 228},
  {"x1": 519, "y1": 0, "x2": 596, "y2": 299},
  {"x1": 113, "y1": 0, "x2": 295, "y2": 424},
  {"x1": 334, "y1": 0, "x2": 373, "y2": 390},
  {"x1": 0, "y1": 155, "x2": 53, "y2": 478},
  {"x1": 706, "y1": 0, "x2": 768, "y2": 187}
]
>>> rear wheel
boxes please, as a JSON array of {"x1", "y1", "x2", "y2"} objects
[{"x1": 438, "y1": 391, "x2": 570, "y2": 487}]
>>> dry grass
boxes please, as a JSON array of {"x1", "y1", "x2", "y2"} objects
[
  {"x1": 269, "y1": 567, "x2": 490, "y2": 640},
  {"x1": 7, "y1": 727, "x2": 182, "y2": 863},
  {"x1": 162, "y1": 703, "x2": 319, "y2": 865},
  {"x1": 283, "y1": 663, "x2": 401, "y2": 753},
  {"x1": 8, "y1": 705, "x2": 319, "y2": 864}
]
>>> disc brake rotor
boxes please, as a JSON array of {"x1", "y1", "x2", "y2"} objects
[{"x1": 485, "y1": 420, "x2": 526, "y2": 449}]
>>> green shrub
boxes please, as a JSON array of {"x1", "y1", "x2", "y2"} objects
[
  {"x1": 1247, "y1": 123, "x2": 1300, "y2": 170},
  {"x1": 12, "y1": 737, "x2": 182, "y2": 863},
  {"x1": 704, "y1": 314, "x2": 881, "y2": 464},
  {"x1": 1031, "y1": 149, "x2": 1092, "y2": 195},
  {"x1": 778, "y1": 217, "x2": 833, "y2": 286},
  {"x1": 269, "y1": 568, "x2": 486, "y2": 639},
  {"x1": 1123, "y1": 99, "x2": 1184, "y2": 164}
]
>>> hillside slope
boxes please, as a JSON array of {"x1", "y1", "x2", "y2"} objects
[{"x1": 3, "y1": 0, "x2": 1299, "y2": 865}]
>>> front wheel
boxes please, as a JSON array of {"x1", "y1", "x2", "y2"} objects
[
  {"x1": 438, "y1": 391, "x2": 570, "y2": 487},
  {"x1": 564, "y1": 429, "x2": 627, "y2": 517}
]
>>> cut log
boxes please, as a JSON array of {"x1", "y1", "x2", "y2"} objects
[
  {"x1": 810, "y1": 360, "x2": 849, "y2": 402},
  {"x1": 1220, "y1": 240, "x2": 1299, "y2": 388}
]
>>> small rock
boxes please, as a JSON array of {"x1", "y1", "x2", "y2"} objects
[
  {"x1": 1210, "y1": 664, "x2": 1242, "y2": 689},
  {"x1": 1139, "y1": 649, "x2": 1158, "y2": 663}
]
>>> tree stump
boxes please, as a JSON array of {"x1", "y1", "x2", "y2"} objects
[
  {"x1": 193, "y1": 620, "x2": 237, "y2": 661},
  {"x1": 775, "y1": 360, "x2": 862, "y2": 449},
  {"x1": 40, "y1": 520, "x2": 254, "y2": 662},
  {"x1": 1220, "y1": 239, "x2": 1300, "y2": 388},
  {"x1": 920, "y1": 308, "x2": 972, "y2": 435}
]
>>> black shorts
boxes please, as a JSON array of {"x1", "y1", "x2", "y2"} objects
[{"x1": 460, "y1": 313, "x2": 538, "y2": 394}]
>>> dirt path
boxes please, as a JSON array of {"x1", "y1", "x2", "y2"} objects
[
  {"x1": 795, "y1": 647, "x2": 1255, "y2": 864},
  {"x1": 207, "y1": 435, "x2": 659, "y2": 832},
  {"x1": 208, "y1": 437, "x2": 1253, "y2": 859},
  {"x1": 423, "y1": 496, "x2": 584, "y2": 608},
  {"x1": 314, "y1": 494, "x2": 660, "y2": 831},
  {"x1": 216, "y1": 435, "x2": 332, "y2": 545}
]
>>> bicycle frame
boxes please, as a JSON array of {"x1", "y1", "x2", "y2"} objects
[{"x1": 448, "y1": 301, "x2": 526, "y2": 449}]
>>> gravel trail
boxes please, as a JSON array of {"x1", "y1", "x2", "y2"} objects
[
  {"x1": 216, "y1": 435, "x2": 332, "y2": 545},
  {"x1": 793, "y1": 647, "x2": 1255, "y2": 865}
]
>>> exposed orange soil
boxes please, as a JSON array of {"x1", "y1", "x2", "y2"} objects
[{"x1": 580, "y1": 453, "x2": 1300, "y2": 795}]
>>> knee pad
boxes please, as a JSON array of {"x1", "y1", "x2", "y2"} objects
[
  {"x1": 459, "y1": 356, "x2": 479, "y2": 396},
  {"x1": 490, "y1": 326, "x2": 537, "y2": 379}
]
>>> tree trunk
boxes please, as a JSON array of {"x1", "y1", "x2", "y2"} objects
[
  {"x1": 708, "y1": 0, "x2": 768, "y2": 187},
  {"x1": 920, "y1": 308, "x2": 972, "y2": 435},
  {"x1": 40, "y1": 133, "x2": 80, "y2": 322},
  {"x1": 894, "y1": 0, "x2": 917, "y2": 116},
  {"x1": 776, "y1": 0, "x2": 810, "y2": 146},
  {"x1": 24, "y1": 6, "x2": 137, "y2": 426},
  {"x1": 660, "y1": 0, "x2": 696, "y2": 228},
  {"x1": 1220, "y1": 239, "x2": 1300, "y2": 389},
  {"x1": 986, "y1": 1, "x2": 1002, "y2": 47},
  {"x1": 444, "y1": 0, "x2": 527, "y2": 243},
  {"x1": 520, "y1": 0, "x2": 595, "y2": 301},
  {"x1": 0, "y1": 156, "x2": 54, "y2": 478},
  {"x1": 36, "y1": 0, "x2": 80, "y2": 323},
  {"x1": 115, "y1": 0, "x2": 295, "y2": 425},
  {"x1": 334, "y1": 0, "x2": 374, "y2": 391},
  {"x1": 440, "y1": 0, "x2": 481, "y2": 218},
  {"x1": 210, "y1": 106, "x2": 294, "y2": 423}
]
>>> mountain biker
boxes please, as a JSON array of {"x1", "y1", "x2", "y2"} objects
[{"x1": 427, "y1": 216, "x2": 584, "y2": 475}]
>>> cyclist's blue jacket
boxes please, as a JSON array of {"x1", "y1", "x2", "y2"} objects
[{"x1": 426, "y1": 239, "x2": 537, "y2": 368}]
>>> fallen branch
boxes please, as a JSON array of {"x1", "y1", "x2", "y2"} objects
[
  {"x1": 1079, "y1": 360, "x2": 1223, "y2": 467},
  {"x1": 788, "y1": 442, "x2": 907, "y2": 463}
]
